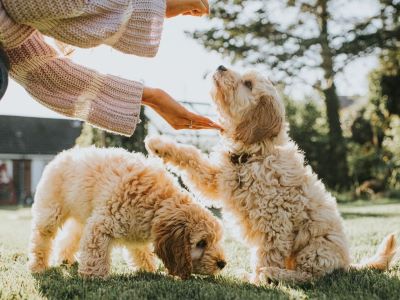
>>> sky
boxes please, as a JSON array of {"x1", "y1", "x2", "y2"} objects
[{"x1": 0, "y1": 13, "x2": 377, "y2": 125}]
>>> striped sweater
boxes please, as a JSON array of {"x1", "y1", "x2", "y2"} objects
[{"x1": 0, "y1": 0, "x2": 166, "y2": 136}]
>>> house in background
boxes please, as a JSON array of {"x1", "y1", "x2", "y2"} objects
[{"x1": 0, "y1": 115, "x2": 82, "y2": 205}]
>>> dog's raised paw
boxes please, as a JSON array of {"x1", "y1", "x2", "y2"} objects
[{"x1": 145, "y1": 136, "x2": 172, "y2": 159}]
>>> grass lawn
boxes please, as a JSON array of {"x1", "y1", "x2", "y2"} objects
[{"x1": 1, "y1": 200, "x2": 400, "y2": 300}]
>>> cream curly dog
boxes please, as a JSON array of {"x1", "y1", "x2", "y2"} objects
[
  {"x1": 146, "y1": 66, "x2": 397, "y2": 283},
  {"x1": 28, "y1": 147, "x2": 226, "y2": 279}
]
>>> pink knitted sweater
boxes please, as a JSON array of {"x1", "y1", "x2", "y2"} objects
[{"x1": 0, "y1": 0, "x2": 166, "y2": 136}]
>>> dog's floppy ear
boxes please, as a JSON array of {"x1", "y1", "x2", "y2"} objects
[
  {"x1": 153, "y1": 213, "x2": 192, "y2": 279},
  {"x1": 234, "y1": 94, "x2": 283, "y2": 144}
]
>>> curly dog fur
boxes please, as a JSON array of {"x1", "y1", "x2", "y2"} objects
[
  {"x1": 28, "y1": 147, "x2": 226, "y2": 279},
  {"x1": 146, "y1": 67, "x2": 397, "y2": 283}
]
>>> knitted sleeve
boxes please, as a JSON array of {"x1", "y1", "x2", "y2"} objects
[
  {"x1": 2, "y1": 0, "x2": 166, "y2": 57},
  {"x1": 6, "y1": 32, "x2": 143, "y2": 136}
]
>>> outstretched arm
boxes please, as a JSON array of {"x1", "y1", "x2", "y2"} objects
[
  {"x1": 146, "y1": 136, "x2": 222, "y2": 200},
  {"x1": 4, "y1": 32, "x2": 142, "y2": 136},
  {"x1": 1, "y1": 27, "x2": 220, "y2": 136}
]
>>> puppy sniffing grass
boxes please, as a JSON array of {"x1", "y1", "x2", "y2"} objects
[
  {"x1": 28, "y1": 147, "x2": 226, "y2": 279},
  {"x1": 146, "y1": 66, "x2": 398, "y2": 284}
]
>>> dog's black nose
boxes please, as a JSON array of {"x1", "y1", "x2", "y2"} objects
[
  {"x1": 217, "y1": 65, "x2": 227, "y2": 72},
  {"x1": 217, "y1": 260, "x2": 226, "y2": 269}
]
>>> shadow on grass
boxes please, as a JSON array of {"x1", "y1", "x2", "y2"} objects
[
  {"x1": 32, "y1": 264, "x2": 400, "y2": 300},
  {"x1": 32, "y1": 264, "x2": 289, "y2": 300},
  {"x1": 299, "y1": 268, "x2": 400, "y2": 300},
  {"x1": 341, "y1": 211, "x2": 400, "y2": 219},
  {"x1": 0, "y1": 205, "x2": 24, "y2": 211},
  {"x1": 338, "y1": 198, "x2": 400, "y2": 206},
  {"x1": 29, "y1": 263, "x2": 400, "y2": 300}
]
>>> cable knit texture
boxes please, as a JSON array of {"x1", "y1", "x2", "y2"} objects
[{"x1": 0, "y1": 0, "x2": 166, "y2": 136}]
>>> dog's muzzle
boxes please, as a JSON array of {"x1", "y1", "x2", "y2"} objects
[
  {"x1": 217, "y1": 65, "x2": 227, "y2": 72},
  {"x1": 217, "y1": 260, "x2": 226, "y2": 270}
]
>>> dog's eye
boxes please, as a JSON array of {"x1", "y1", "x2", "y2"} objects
[
  {"x1": 243, "y1": 80, "x2": 253, "y2": 90},
  {"x1": 196, "y1": 240, "x2": 207, "y2": 248}
]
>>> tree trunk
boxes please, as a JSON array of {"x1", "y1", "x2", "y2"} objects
[
  {"x1": 319, "y1": 0, "x2": 349, "y2": 189},
  {"x1": 322, "y1": 83, "x2": 349, "y2": 188}
]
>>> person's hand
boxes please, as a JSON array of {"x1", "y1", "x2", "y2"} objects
[
  {"x1": 166, "y1": 0, "x2": 209, "y2": 18},
  {"x1": 142, "y1": 87, "x2": 222, "y2": 131}
]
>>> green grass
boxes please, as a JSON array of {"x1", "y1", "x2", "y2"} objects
[{"x1": 1, "y1": 201, "x2": 400, "y2": 300}]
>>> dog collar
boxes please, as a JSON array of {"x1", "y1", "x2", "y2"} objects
[{"x1": 230, "y1": 152, "x2": 256, "y2": 165}]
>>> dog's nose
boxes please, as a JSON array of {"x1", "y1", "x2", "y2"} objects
[
  {"x1": 217, "y1": 260, "x2": 226, "y2": 270},
  {"x1": 217, "y1": 65, "x2": 227, "y2": 72}
]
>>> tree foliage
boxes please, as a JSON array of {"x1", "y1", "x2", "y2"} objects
[
  {"x1": 192, "y1": 0, "x2": 399, "y2": 189},
  {"x1": 284, "y1": 97, "x2": 333, "y2": 186},
  {"x1": 348, "y1": 49, "x2": 400, "y2": 192},
  {"x1": 194, "y1": 0, "x2": 399, "y2": 80},
  {"x1": 76, "y1": 107, "x2": 149, "y2": 154}
]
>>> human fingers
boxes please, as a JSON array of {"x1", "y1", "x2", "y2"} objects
[
  {"x1": 200, "y1": 0, "x2": 209, "y2": 14},
  {"x1": 183, "y1": 10, "x2": 203, "y2": 16},
  {"x1": 188, "y1": 0, "x2": 208, "y2": 15},
  {"x1": 188, "y1": 114, "x2": 223, "y2": 130},
  {"x1": 174, "y1": 123, "x2": 219, "y2": 130}
]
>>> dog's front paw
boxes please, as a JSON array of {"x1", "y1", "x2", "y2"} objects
[
  {"x1": 232, "y1": 268, "x2": 253, "y2": 283},
  {"x1": 53, "y1": 251, "x2": 77, "y2": 266},
  {"x1": 256, "y1": 267, "x2": 276, "y2": 285},
  {"x1": 28, "y1": 259, "x2": 48, "y2": 273},
  {"x1": 78, "y1": 266, "x2": 109, "y2": 279},
  {"x1": 145, "y1": 136, "x2": 174, "y2": 161}
]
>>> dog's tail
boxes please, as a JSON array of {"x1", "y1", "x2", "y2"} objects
[{"x1": 351, "y1": 233, "x2": 398, "y2": 271}]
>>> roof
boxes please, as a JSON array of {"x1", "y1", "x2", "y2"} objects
[
  {"x1": 0, "y1": 115, "x2": 82, "y2": 155},
  {"x1": 339, "y1": 95, "x2": 367, "y2": 109}
]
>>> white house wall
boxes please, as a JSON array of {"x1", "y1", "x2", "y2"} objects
[
  {"x1": 32, "y1": 159, "x2": 52, "y2": 194},
  {"x1": 0, "y1": 160, "x2": 13, "y2": 182},
  {"x1": 0, "y1": 154, "x2": 55, "y2": 195},
  {"x1": 0, "y1": 154, "x2": 54, "y2": 160}
]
